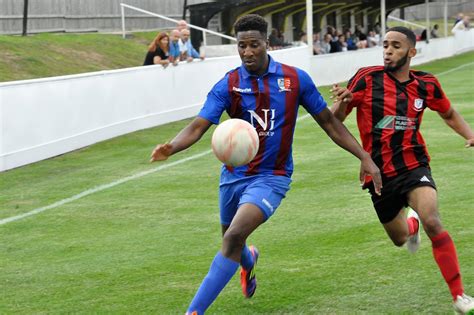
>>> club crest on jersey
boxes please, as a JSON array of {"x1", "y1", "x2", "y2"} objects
[
  {"x1": 277, "y1": 77, "x2": 291, "y2": 92},
  {"x1": 413, "y1": 98, "x2": 424, "y2": 112}
]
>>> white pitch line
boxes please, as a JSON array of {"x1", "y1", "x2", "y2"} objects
[
  {"x1": 1, "y1": 61, "x2": 472, "y2": 226},
  {"x1": 0, "y1": 114, "x2": 312, "y2": 226},
  {"x1": 434, "y1": 61, "x2": 474, "y2": 77},
  {"x1": 0, "y1": 150, "x2": 211, "y2": 225}
]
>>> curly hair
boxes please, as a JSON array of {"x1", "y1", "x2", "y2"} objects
[
  {"x1": 234, "y1": 14, "x2": 268, "y2": 37},
  {"x1": 387, "y1": 26, "x2": 416, "y2": 47}
]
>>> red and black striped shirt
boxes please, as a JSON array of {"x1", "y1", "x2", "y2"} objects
[{"x1": 346, "y1": 66, "x2": 451, "y2": 181}]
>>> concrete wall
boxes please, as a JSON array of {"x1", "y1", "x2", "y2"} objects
[
  {"x1": 1, "y1": 31, "x2": 472, "y2": 171},
  {"x1": 0, "y1": 46, "x2": 309, "y2": 171},
  {"x1": 309, "y1": 30, "x2": 473, "y2": 86}
]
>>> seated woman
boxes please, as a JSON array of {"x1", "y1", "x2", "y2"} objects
[{"x1": 143, "y1": 32, "x2": 170, "y2": 68}]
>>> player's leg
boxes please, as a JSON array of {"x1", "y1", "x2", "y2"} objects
[
  {"x1": 236, "y1": 175, "x2": 291, "y2": 298},
  {"x1": 407, "y1": 186, "x2": 469, "y2": 309},
  {"x1": 221, "y1": 224, "x2": 254, "y2": 271},
  {"x1": 186, "y1": 204, "x2": 264, "y2": 315},
  {"x1": 381, "y1": 208, "x2": 410, "y2": 246},
  {"x1": 369, "y1": 178, "x2": 412, "y2": 247}
]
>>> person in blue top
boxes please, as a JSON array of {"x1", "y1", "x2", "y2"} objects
[
  {"x1": 150, "y1": 14, "x2": 382, "y2": 315},
  {"x1": 168, "y1": 29, "x2": 181, "y2": 66}
]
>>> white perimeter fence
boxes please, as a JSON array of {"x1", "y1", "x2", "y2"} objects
[{"x1": 0, "y1": 30, "x2": 473, "y2": 171}]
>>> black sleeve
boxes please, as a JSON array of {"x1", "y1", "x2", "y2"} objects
[{"x1": 143, "y1": 51, "x2": 155, "y2": 66}]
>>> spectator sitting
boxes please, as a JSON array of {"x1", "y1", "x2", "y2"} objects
[
  {"x1": 320, "y1": 33, "x2": 332, "y2": 54},
  {"x1": 143, "y1": 32, "x2": 170, "y2": 68},
  {"x1": 354, "y1": 25, "x2": 367, "y2": 41},
  {"x1": 330, "y1": 33, "x2": 347, "y2": 53},
  {"x1": 313, "y1": 32, "x2": 322, "y2": 55},
  {"x1": 168, "y1": 29, "x2": 181, "y2": 65},
  {"x1": 431, "y1": 24, "x2": 439, "y2": 38},
  {"x1": 269, "y1": 28, "x2": 284, "y2": 50},
  {"x1": 179, "y1": 28, "x2": 204, "y2": 62},
  {"x1": 367, "y1": 30, "x2": 379, "y2": 47},
  {"x1": 452, "y1": 15, "x2": 470, "y2": 34},
  {"x1": 329, "y1": 30, "x2": 342, "y2": 53},
  {"x1": 344, "y1": 30, "x2": 358, "y2": 50},
  {"x1": 420, "y1": 29, "x2": 428, "y2": 41},
  {"x1": 338, "y1": 34, "x2": 348, "y2": 52}
]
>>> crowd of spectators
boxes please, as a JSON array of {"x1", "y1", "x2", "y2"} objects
[
  {"x1": 267, "y1": 24, "x2": 384, "y2": 54},
  {"x1": 143, "y1": 19, "x2": 205, "y2": 68},
  {"x1": 144, "y1": 13, "x2": 471, "y2": 65},
  {"x1": 312, "y1": 24, "x2": 381, "y2": 55}
]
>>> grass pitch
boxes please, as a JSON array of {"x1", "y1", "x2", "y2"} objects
[{"x1": 0, "y1": 52, "x2": 473, "y2": 314}]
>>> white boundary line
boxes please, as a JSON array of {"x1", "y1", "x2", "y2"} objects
[
  {"x1": 0, "y1": 150, "x2": 212, "y2": 225},
  {"x1": 1, "y1": 62, "x2": 473, "y2": 226},
  {"x1": 0, "y1": 114, "x2": 312, "y2": 226},
  {"x1": 434, "y1": 61, "x2": 474, "y2": 77}
]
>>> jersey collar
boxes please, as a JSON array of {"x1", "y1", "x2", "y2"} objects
[
  {"x1": 385, "y1": 70, "x2": 415, "y2": 85},
  {"x1": 240, "y1": 54, "x2": 277, "y2": 79}
]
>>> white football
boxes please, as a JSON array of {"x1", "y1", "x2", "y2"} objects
[{"x1": 211, "y1": 118, "x2": 259, "y2": 167}]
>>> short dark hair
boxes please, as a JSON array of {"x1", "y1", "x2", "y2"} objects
[
  {"x1": 234, "y1": 14, "x2": 268, "y2": 37},
  {"x1": 387, "y1": 26, "x2": 416, "y2": 46}
]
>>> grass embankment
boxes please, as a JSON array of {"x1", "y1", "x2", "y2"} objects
[{"x1": 0, "y1": 31, "x2": 158, "y2": 82}]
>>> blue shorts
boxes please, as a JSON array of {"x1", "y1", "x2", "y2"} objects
[{"x1": 219, "y1": 175, "x2": 292, "y2": 226}]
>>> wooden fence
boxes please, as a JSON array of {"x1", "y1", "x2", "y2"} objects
[{"x1": 0, "y1": 0, "x2": 195, "y2": 34}]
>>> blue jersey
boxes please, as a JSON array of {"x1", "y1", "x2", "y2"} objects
[{"x1": 199, "y1": 55, "x2": 326, "y2": 182}]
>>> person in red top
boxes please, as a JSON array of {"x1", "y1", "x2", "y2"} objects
[{"x1": 331, "y1": 26, "x2": 474, "y2": 314}]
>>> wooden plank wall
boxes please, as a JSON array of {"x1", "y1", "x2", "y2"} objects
[{"x1": 0, "y1": 0, "x2": 191, "y2": 34}]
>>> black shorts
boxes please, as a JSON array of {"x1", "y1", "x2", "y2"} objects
[{"x1": 367, "y1": 167, "x2": 437, "y2": 224}]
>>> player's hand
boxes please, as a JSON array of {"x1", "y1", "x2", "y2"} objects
[
  {"x1": 330, "y1": 84, "x2": 353, "y2": 104},
  {"x1": 465, "y1": 138, "x2": 474, "y2": 148},
  {"x1": 150, "y1": 143, "x2": 173, "y2": 162},
  {"x1": 359, "y1": 154, "x2": 382, "y2": 195}
]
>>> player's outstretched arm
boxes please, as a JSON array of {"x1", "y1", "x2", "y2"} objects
[
  {"x1": 330, "y1": 84, "x2": 352, "y2": 122},
  {"x1": 150, "y1": 117, "x2": 213, "y2": 162},
  {"x1": 312, "y1": 108, "x2": 382, "y2": 195},
  {"x1": 438, "y1": 107, "x2": 474, "y2": 148}
]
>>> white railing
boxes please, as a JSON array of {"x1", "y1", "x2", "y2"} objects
[
  {"x1": 387, "y1": 15, "x2": 425, "y2": 29},
  {"x1": 120, "y1": 3, "x2": 236, "y2": 49}
]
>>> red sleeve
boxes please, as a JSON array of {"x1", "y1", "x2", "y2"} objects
[
  {"x1": 345, "y1": 70, "x2": 367, "y2": 115},
  {"x1": 425, "y1": 76, "x2": 451, "y2": 113}
]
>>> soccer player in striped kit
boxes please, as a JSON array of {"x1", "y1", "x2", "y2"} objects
[
  {"x1": 331, "y1": 26, "x2": 474, "y2": 314},
  {"x1": 150, "y1": 14, "x2": 382, "y2": 314}
]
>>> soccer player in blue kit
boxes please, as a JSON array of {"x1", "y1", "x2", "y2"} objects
[{"x1": 150, "y1": 14, "x2": 382, "y2": 314}]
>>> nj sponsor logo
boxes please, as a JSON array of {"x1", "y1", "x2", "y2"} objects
[{"x1": 248, "y1": 109, "x2": 276, "y2": 137}]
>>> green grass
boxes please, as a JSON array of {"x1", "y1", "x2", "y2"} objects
[
  {"x1": 0, "y1": 52, "x2": 473, "y2": 314},
  {"x1": 0, "y1": 31, "x2": 159, "y2": 82}
]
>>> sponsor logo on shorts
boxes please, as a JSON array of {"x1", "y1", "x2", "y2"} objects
[{"x1": 420, "y1": 175, "x2": 430, "y2": 182}]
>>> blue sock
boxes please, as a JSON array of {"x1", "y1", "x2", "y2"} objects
[
  {"x1": 187, "y1": 252, "x2": 239, "y2": 314},
  {"x1": 240, "y1": 245, "x2": 254, "y2": 270}
]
